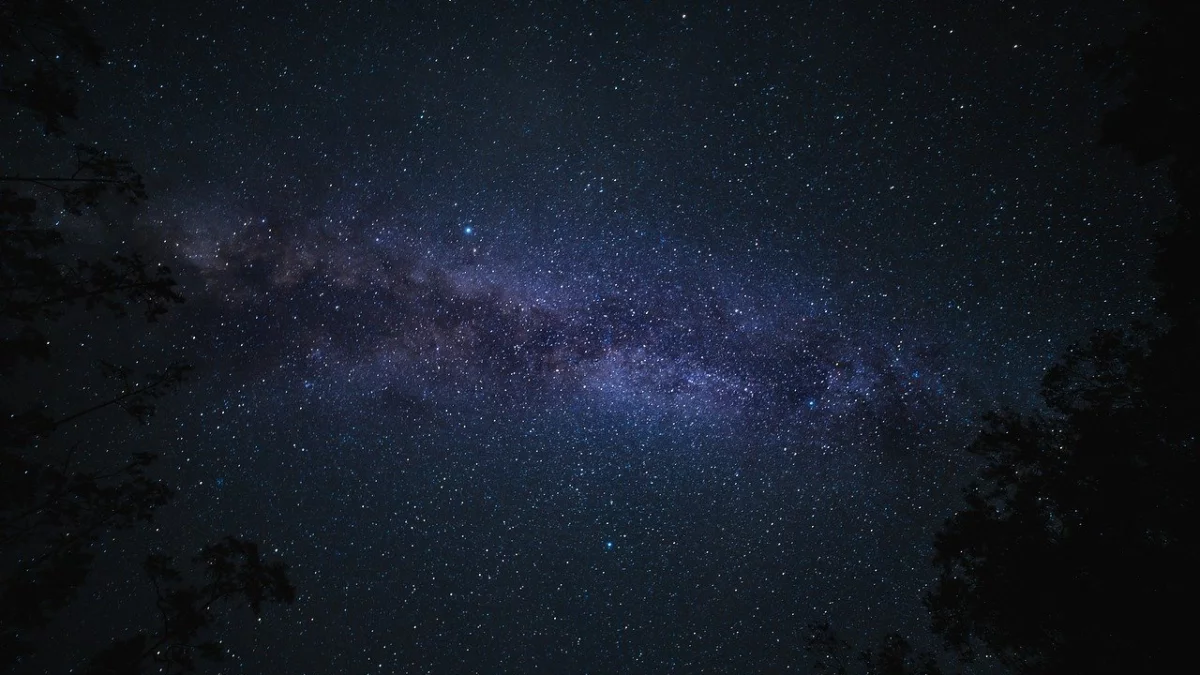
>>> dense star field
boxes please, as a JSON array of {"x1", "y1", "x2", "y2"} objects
[{"x1": 14, "y1": 0, "x2": 1169, "y2": 672}]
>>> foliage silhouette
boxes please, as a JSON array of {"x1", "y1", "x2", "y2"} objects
[
  {"x1": 808, "y1": 3, "x2": 1199, "y2": 674},
  {"x1": 922, "y1": 2, "x2": 1200, "y2": 674},
  {"x1": 1093, "y1": 0, "x2": 1200, "y2": 214},
  {"x1": 0, "y1": 0, "x2": 103, "y2": 135},
  {"x1": 82, "y1": 538, "x2": 297, "y2": 675},
  {"x1": 805, "y1": 623, "x2": 943, "y2": 675},
  {"x1": 1, "y1": 2, "x2": 294, "y2": 671}
]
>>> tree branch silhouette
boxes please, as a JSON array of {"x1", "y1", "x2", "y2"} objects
[{"x1": 1, "y1": 2, "x2": 294, "y2": 671}]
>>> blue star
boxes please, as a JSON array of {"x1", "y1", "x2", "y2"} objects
[{"x1": 605, "y1": 541, "x2": 614, "y2": 550}]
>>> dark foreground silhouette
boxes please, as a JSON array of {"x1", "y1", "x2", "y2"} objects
[
  {"x1": 2, "y1": 2, "x2": 294, "y2": 672},
  {"x1": 810, "y1": 2, "x2": 1199, "y2": 673}
]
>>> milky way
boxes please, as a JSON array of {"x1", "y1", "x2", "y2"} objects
[
  {"x1": 175, "y1": 200, "x2": 958, "y2": 454},
  {"x1": 141, "y1": 200, "x2": 970, "y2": 672},
  {"x1": 39, "y1": 1, "x2": 1165, "y2": 672}
]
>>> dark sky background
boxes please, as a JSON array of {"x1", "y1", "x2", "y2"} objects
[{"x1": 22, "y1": 0, "x2": 1169, "y2": 672}]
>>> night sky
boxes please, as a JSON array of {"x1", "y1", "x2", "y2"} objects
[{"x1": 21, "y1": 0, "x2": 1170, "y2": 672}]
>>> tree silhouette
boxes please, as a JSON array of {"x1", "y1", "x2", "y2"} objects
[
  {"x1": 83, "y1": 538, "x2": 296, "y2": 675},
  {"x1": 1, "y1": 0, "x2": 103, "y2": 136},
  {"x1": 1094, "y1": 0, "x2": 1200, "y2": 215},
  {"x1": 808, "y1": 3, "x2": 1199, "y2": 674},
  {"x1": 805, "y1": 623, "x2": 943, "y2": 675},
  {"x1": 1, "y1": 2, "x2": 293, "y2": 671},
  {"x1": 925, "y1": 343, "x2": 1196, "y2": 673},
  {"x1": 923, "y1": 2, "x2": 1200, "y2": 674}
]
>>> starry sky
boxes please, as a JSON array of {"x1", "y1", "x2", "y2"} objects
[{"x1": 25, "y1": 0, "x2": 1169, "y2": 672}]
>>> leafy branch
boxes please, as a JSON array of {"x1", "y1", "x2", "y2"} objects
[{"x1": 82, "y1": 539, "x2": 296, "y2": 675}]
